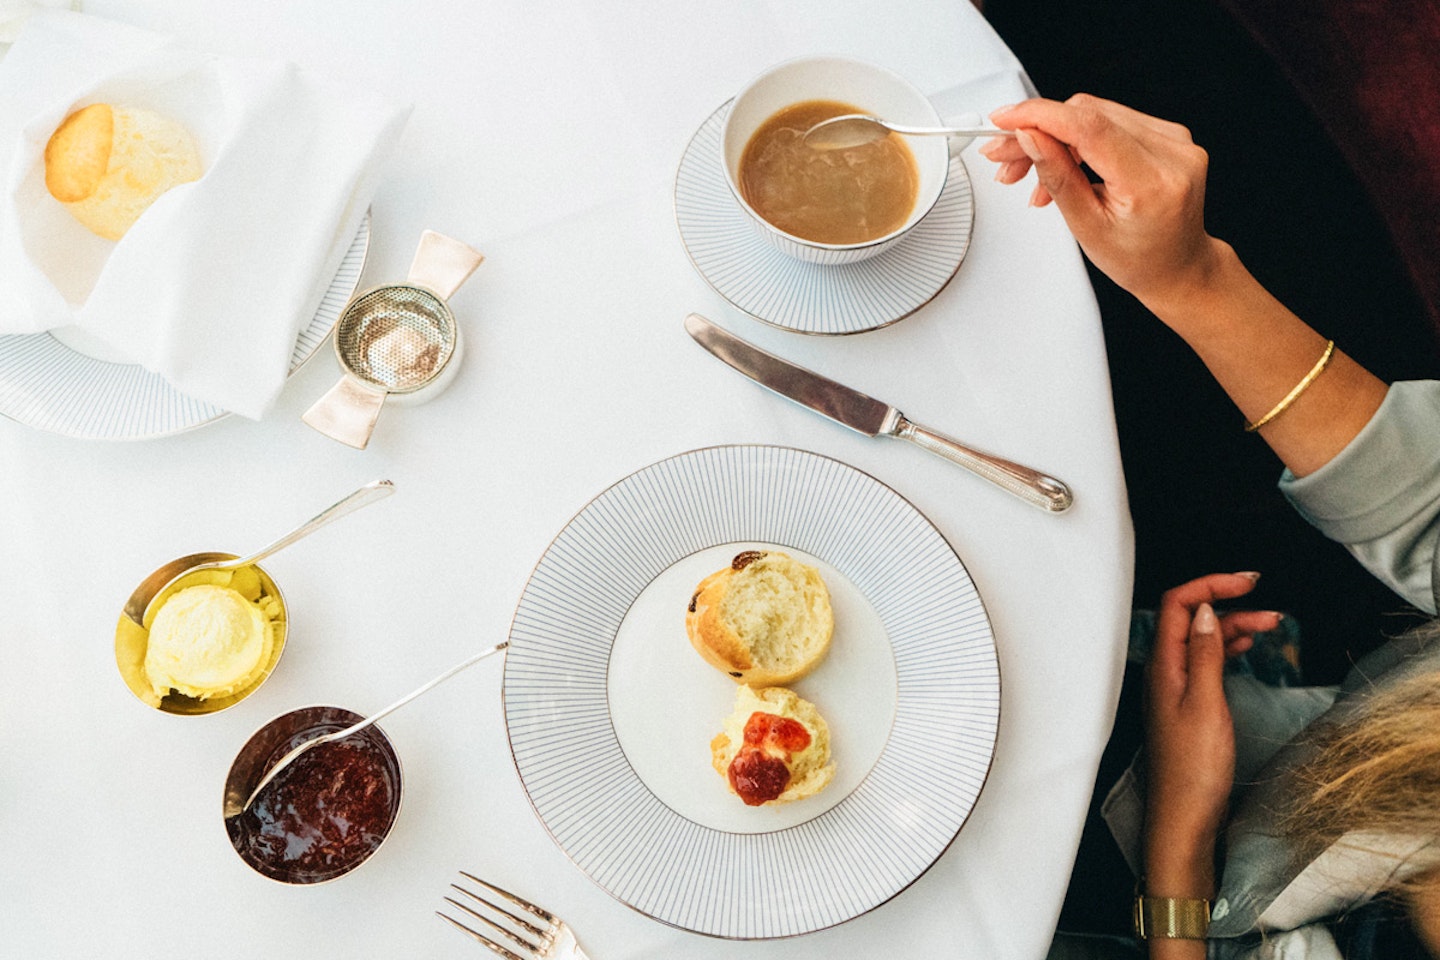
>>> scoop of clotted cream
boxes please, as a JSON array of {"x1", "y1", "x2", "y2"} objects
[{"x1": 143, "y1": 577, "x2": 279, "y2": 701}]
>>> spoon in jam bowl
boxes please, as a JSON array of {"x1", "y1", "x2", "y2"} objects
[
  {"x1": 225, "y1": 641, "x2": 509, "y2": 819},
  {"x1": 123, "y1": 478, "x2": 395, "y2": 627},
  {"x1": 803, "y1": 113, "x2": 1016, "y2": 150}
]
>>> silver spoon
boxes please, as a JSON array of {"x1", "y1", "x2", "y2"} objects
[
  {"x1": 123, "y1": 479, "x2": 395, "y2": 626},
  {"x1": 803, "y1": 113, "x2": 1016, "y2": 150},
  {"x1": 227, "y1": 641, "x2": 509, "y2": 818}
]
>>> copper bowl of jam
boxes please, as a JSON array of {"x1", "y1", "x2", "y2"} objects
[{"x1": 223, "y1": 705, "x2": 403, "y2": 884}]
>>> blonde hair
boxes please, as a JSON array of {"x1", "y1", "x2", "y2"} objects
[{"x1": 1281, "y1": 651, "x2": 1440, "y2": 883}]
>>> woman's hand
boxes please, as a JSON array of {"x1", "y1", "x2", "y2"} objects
[
  {"x1": 982, "y1": 94, "x2": 1223, "y2": 312},
  {"x1": 1142, "y1": 573, "x2": 1274, "y2": 897},
  {"x1": 984, "y1": 95, "x2": 1388, "y2": 478}
]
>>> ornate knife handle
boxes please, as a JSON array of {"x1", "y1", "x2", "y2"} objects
[{"x1": 890, "y1": 414, "x2": 1074, "y2": 513}]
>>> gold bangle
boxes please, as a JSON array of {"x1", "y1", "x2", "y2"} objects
[{"x1": 1244, "y1": 339, "x2": 1335, "y2": 432}]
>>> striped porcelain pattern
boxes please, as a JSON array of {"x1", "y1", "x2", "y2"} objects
[
  {"x1": 0, "y1": 214, "x2": 370, "y2": 440},
  {"x1": 675, "y1": 102, "x2": 975, "y2": 335},
  {"x1": 503, "y1": 445, "x2": 1000, "y2": 939}
]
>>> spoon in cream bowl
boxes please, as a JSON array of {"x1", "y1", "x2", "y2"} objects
[
  {"x1": 122, "y1": 479, "x2": 395, "y2": 627},
  {"x1": 115, "y1": 479, "x2": 397, "y2": 716},
  {"x1": 803, "y1": 113, "x2": 1016, "y2": 150}
]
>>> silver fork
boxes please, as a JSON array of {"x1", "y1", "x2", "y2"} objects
[{"x1": 438, "y1": 871, "x2": 592, "y2": 960}]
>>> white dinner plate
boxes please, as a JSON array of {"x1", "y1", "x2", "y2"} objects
[
  {"x1": 673, "y1": 102, "x2": 975, "y2": 336},
  {"x1": 503, "y1": 445, "x2": 1000, "y2": 939},
  {"x1": 0, "y1": 213, "x2": 369, "y2": 440}
]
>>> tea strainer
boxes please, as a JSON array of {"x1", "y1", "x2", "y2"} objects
[{"x1": 303, "y1": 231, "x2": 483, "y2": 449}]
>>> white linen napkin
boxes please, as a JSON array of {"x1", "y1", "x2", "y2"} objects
[
  {"x1": 0, "y1": 10, "x2": 410, "y2": 419},
  {"x1": 0, "y1": 0, "x2": 71, "y2": 44}
]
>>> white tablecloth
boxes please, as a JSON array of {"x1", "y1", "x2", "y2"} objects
[{"x1": 0, "y1": 1, "x2": 1134, "y2": 957}]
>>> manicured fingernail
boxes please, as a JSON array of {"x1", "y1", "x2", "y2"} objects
[
  {"x1": 1028, "y1": 183, "x2": 1048, "y2": 207},
  {"x1": 989, "y1": 103, "x2": 1018, "y2": 119},
  {"x1": 1232, "y1": 571, "x2": 1262, "y2": 582},
  {"x1": 1193, "y1": 602, "x2": 1219, "y2": 635},
  {"x1": 1015, "y1": 128, "x2": 1043, "y2": 163}
]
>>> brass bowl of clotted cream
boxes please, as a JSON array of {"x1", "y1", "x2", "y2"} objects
[{"x1": 115, "y1": 552, "x2": 288, "y2": 715}]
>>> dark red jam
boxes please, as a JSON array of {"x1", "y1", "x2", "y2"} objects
[
  {"x1": 729, "y1": 747, "x2": 791, "y2": 805},
  {"x1": 728, "y1": 711, "x2": 812, "y2": 806},
  {"x1": 226, "y1": 722, "x2": 400, "y2": 884}
]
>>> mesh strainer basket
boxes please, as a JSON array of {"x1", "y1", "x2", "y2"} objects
[
  {"x1": 303, "y1": 232, "x2": 483, "y2": 449},
  {"x1": 335, "y1": 285, "x2": 457, "y2": 394}
]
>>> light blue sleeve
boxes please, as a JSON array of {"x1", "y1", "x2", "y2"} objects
[
  {"x1": 1278, "y1": 380, "x2": 1440, "y2": 614},
  {"x1": 1210, "y1": 924, "x2": 1343, "y2": 960}
]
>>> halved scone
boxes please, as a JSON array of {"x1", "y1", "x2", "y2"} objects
[
  {"x1": 710, "y1": 685, "x2": 834, "y2": 806},
  {"x1": 685, "y1": 550, "x2": 833, "y2": 685}
]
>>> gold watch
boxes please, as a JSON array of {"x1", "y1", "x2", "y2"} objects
[{"x1": 1133, "y1": 890, "x2": 1211, "y2": 940}]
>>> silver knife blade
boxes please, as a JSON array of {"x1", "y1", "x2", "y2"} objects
[
  {"x1": 684, "y1": 313, "x2": 895, "y2": 437},
  {"x1": 684, "y1": 312, "x2": 1074, "y2": 512}
]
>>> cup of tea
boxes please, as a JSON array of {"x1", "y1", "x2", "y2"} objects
[{"x1": 721, "y1": 56, "x2": 951, "y2": 265}]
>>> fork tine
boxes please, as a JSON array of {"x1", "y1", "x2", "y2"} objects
[
  {"x1": 443, "y1": 893, "x2": 542, "y2": 951},
  {"x1": 450, "y1": 883, "x2": 548, "y2": 940},
  {"x1": 458, "y1": 870, "x2": 558, "y2": 925},
  {"x1": 436, "y1": 910, "x2": 529, "y2": 960}
]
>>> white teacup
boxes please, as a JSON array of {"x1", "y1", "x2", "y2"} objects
[{"x1": 721, "y1": 56, "x2": 951, "y2": 265}]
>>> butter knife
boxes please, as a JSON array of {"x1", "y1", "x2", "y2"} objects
[{"x1": 685, "y1": 313, "x2": 1073, "y2": 513}]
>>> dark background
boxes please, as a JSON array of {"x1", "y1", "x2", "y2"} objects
[
  {"x1": 979, "y1": 0, "x2": 1440, "y2": 684},
  {"x1": 976, "y1": 0, "x2": 1440, "y2": 946}
]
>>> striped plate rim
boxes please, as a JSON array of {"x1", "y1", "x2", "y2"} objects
[
  {"x1": 0, "y1": 212, "x2": 369, "y2": 440},
  {"x1": 503, "y1": 445, "x2": 1000, "y2": 939}
]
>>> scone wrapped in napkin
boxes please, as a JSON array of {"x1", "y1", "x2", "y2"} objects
[{"x1": 0, "y1": 11, "x2": 410, "y2": 419}]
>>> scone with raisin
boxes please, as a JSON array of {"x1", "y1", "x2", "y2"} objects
[
  {"x1": 710, "y1": 684, "x2": 834, "y2": 806},
  {"x1": 686, "y1": 550, "x2": 833, "y2": 685}
]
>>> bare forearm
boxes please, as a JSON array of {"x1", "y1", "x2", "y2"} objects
[
  {"x1": 1142, "y1": 238, "x2": 1388, "y2": 477},
  {"x1": 1143, "y1": 827, "x2": 1216, "y2": 960},
  {"x1": 1142, "y1": 589, "x2": 1229, "y2": 960},
  {"x1": 1148, "y1": 935, "x2": 1208, "y2": 960}
]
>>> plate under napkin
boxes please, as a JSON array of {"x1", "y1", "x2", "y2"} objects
[{"x1": 0, "y1": 10, "x2": 409, "y2": 419}]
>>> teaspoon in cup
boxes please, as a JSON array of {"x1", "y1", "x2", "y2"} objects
[{"x1": 803, "y1": 113, "x2": 1016, "y2": 150}]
